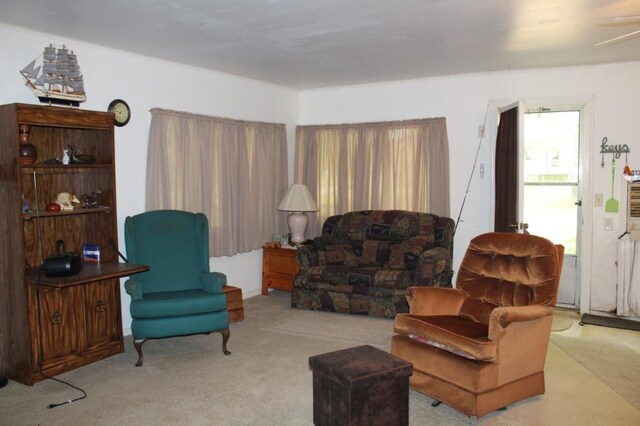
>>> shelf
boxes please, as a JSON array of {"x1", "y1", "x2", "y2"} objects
[
  {"x1": 2, "y1": 103, "x2": 122, "y2": 385},
  {"x1": 21, "y1": 164, "x2": 113, "y2": 174},
  {"x1": 23, "y1": 206, "x2": 113, "y2": 220},
  {"x1": 25, "y1": 262, "x2": 149, "y2": 288}
]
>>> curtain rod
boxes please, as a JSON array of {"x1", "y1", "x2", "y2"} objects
[{"x1": 149, "y1": 108, "x2": 286, "y2": 127}]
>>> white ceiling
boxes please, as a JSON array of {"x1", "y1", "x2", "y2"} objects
[{"x1": 2, "y1": 0, "x2": 640, "y2": 89}]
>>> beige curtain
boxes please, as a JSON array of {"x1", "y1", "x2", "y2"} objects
[
  {"x1": 146, "y1": 108, "x2": 288, "y2": 257},
  {"x1": 295, "y1": 118, "x2": 450, "y2": 236}
]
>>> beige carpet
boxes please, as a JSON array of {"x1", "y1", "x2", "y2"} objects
[
  {"x1": 550, "y1": 314, "x2": 640, "y2": 410},
  {"x1": 261, "y1": 308, "x2": 393, "y2": 349},
  {"x1": 0, "y1": 292, "x2": 638, "y2": 425}
]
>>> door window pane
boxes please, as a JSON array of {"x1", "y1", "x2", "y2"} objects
[
  {"x1": 524, "y1": 184, "x2": 577, "y2": 254},
  {"x1": 524, "y1": 111, "x2": 580, "y2": 184}
]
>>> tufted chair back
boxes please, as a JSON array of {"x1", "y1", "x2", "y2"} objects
[{"x1": 455, "y1": 232, "x2": 563, "y2": 325}]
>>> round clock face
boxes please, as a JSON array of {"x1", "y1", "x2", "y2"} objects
[{"x1": 108, "y1": 99, "x2": 131, "y2": 127}]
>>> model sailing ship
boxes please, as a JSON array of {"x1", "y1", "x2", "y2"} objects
[{"x1": 20, "y1": 44, "x2": 86, "y2": 106}]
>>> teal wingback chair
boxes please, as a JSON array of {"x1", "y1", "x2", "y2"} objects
[{"x1": 124, "y1": 210, "x2": 230, "y2": 366}]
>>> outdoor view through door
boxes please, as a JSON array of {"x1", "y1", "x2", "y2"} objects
[{"x1": 523, "y1": 110, "x2": 580, "y2": 306}]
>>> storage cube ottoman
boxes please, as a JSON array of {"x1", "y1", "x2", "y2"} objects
[{"x1": 309, "y1": 345, "x2": 413, "y2": 426}]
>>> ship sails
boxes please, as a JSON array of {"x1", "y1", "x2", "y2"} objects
[{"x1": 20, "y1": 44, "x2": 86, "y2": 106}]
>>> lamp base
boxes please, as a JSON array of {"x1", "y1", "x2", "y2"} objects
[{"x1": 287, "y1": 212, "x2": 309, "y2": 246}]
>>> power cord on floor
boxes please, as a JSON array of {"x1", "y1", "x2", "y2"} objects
[
  {"x1": 34, "y1": 271, "x2": 88, "y2": 409},
  {"x1": 31, "y1": 172, "x2": 88, "y2": 408}
]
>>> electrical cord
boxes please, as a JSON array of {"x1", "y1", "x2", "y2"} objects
[
  {"x1": 34, "y1": 271, "x2": 88, "y2": 408},
  {"x1": 629, "y1": 241, "x2": 639, "y2": 316},
  {"x1": 32, "y1": 170, "x2": 88, "y2": 408}
]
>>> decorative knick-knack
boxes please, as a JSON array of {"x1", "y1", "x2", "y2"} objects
[
  {"x1": 62, "y1": 148, "x2": 70, "y2": 165},
  {"x1": 67, "y1": 144, "x2": 95, "y2": 164},
  {"x1": 22, "y1": 195, "x2": 32, "y2": 213},
  {"x1": 18, "y1": 124, "x2": 37, "y2": 165}
]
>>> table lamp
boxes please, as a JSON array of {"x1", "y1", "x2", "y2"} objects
[{"x1": 277, "y1": 184, "x2": 318, "y2": 246}]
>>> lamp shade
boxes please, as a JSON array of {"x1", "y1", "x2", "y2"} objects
[{"x1": 277, "y1": 184, "x2": 318, "y2": 212}]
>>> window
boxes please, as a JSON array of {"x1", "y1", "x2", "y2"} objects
[
  {"x1": 146, "y1": 108, "x2": 288, "y2": 256},
  {"x1": 295, "y1": 118, "x2": 450, "y2": 235}
]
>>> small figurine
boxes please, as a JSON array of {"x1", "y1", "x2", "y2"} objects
[
  {"x1": 80, "y1": 191, "x2": 102, "y2": 208},
  {"x1": 22, "y1": 196, "x2": 32, "y2": 213},
  {"x1": 45, "y1": 202, "x2": 61, "y2": 212},
  {"x1": 67, "y1": 145, "x2": 95, "y2": 164},
  {"x1": 56, "y1": 192, "x2": 80, "y2": 211},
  {"x1": 62, "y1": 149, "x2": 70, "y2": 165}
]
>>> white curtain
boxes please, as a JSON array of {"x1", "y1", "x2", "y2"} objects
[
  {"x1": 146, "y1": 108, "x2": 288, "y2": 256},
  {"x1": 295, "y1": 118, "x2": 450, "y2": 236}
]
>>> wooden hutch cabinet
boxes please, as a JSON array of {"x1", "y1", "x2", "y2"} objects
[{"x1": 0, "y1": 103, "x2": 147, "y2": 385}]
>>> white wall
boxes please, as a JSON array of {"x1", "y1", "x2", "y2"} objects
[
  {"x1": 0, "y1": 24, "x2": 299, "y2": 335},
  {"x1": 3, "y1": 22, "x2": 639, "y2": 330},
  {"x1": 299, "y1": 62, "x2": 640, "y2": 315}
]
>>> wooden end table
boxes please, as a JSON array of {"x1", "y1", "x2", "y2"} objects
[
  {"x1": 262, "y1": 244, "x2": 299, "y2": 295},
  {"x1": 223, "y1": 285, "x2": 244, "y2": 322}
]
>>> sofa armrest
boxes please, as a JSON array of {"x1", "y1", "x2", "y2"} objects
[
  {"x1": 124, "y1": 278, "x2": 143, "y2": 300},
  {"x1": 406, "y1": 286, "x2": 466, "y2": 315},
  {"x1": 201, "y1": 271, "x2": 226, "y2": 294},
  {"x1": 296, "y1": 244, "x2": 320, "y2": 269},
  {"x1": 415, "y1": 246, "x2": 453, "y2": 286}
]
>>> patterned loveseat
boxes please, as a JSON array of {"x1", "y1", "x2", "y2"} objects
[{"x1": 291, "y1": 210, "x2": 454, "y2": 318}]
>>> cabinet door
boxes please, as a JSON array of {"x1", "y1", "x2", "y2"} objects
[
  {"x1": 32, "y1": 285, "x2": 79, "y2": 368},
  {"x1": 83, "y1": 279, "x2": 122, "y2": 350}
]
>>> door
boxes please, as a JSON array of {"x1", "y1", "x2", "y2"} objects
[
  {"x1": 83, "y1": 279, "x2": 122, "y2": 350},
  {"x1": 494, "y1": 101, "x2": 526, "y2": 233},
  {"x1": 522, "y1": 109, "x2": 581, "y2": 306},
  {"x1": 493, "y1": 102, "x2": 582, "y2": 307},
  {"x1": 30, "y1": 285, "x2": 79, "y2": 369}
]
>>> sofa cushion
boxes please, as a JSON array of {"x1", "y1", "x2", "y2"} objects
[
  {"x1": 321, "y1": 244, "x2": 358, "y2": 265},
  {"x1": 394, "y1": 314, "x2": 496, "y2": 361},
  {"x1": 305, "y1": 265, "x2": 416, "y2": 291},
  {"x1": 388, "y1": 236, "x2": 431, "y2": 269},
  {"x1": 357, "y1": 240, "x2": 391, "y2": 266}
]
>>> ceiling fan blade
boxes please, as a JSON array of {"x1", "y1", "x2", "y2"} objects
[{"x1": 595, "y1": 28, "x2": 640, "y2": 47}]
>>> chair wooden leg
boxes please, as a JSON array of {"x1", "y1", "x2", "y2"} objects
[
  {"x1": 134, "y1": 338, "x2": 146, "y2": 367},
  {"x1": 219, "y1": 328, "x2": 231, "y2": 355}
]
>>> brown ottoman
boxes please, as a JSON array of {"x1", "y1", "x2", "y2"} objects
[{"x1": 309, "y1": 345, "x2": 413, "y2": 426}]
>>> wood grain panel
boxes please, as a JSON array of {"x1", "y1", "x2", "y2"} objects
[
  {"x1": 83, "y1": 279, "x2": 122, "y2": 350},
  {"x1": 262, "y1": 246, "x2": 298, "y2": 295},
  {"x1": 0, "y1": 103, "x2": 138, "y2": 385},
  {"x1": 29, "y1": 285, "x2": 79, "y2": 369},
  {"x1": 16, "y1": 103, "x2": 113, "y2": 129}
]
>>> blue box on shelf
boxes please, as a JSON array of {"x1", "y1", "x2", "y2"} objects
[{"x1": 82, "y1": 244, "x2": 100, "y2": 262}]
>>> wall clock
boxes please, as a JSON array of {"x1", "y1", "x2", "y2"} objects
[{"x1": 108, "y1": 99, "x2": 131, "y2": 127}]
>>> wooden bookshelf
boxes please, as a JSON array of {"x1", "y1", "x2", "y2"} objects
[{"x1": 0, "y1": 103, "x2": 148, "y2": 385}]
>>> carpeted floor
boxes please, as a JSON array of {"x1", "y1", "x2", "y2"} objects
[
  {"x1": 0, "y1": 291, "x2": 638, "y2": 425},
  {"x1": 550, "y1": 311, "x2": 640, "y2": 410}
]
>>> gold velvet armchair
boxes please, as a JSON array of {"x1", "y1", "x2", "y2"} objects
[{"x1": 391, "y1": 232, "x2": 564, "y2": 418}]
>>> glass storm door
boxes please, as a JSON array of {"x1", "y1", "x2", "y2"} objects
[{"x1": 523, "y1": 109, "x2": 581, "y2": 307}]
